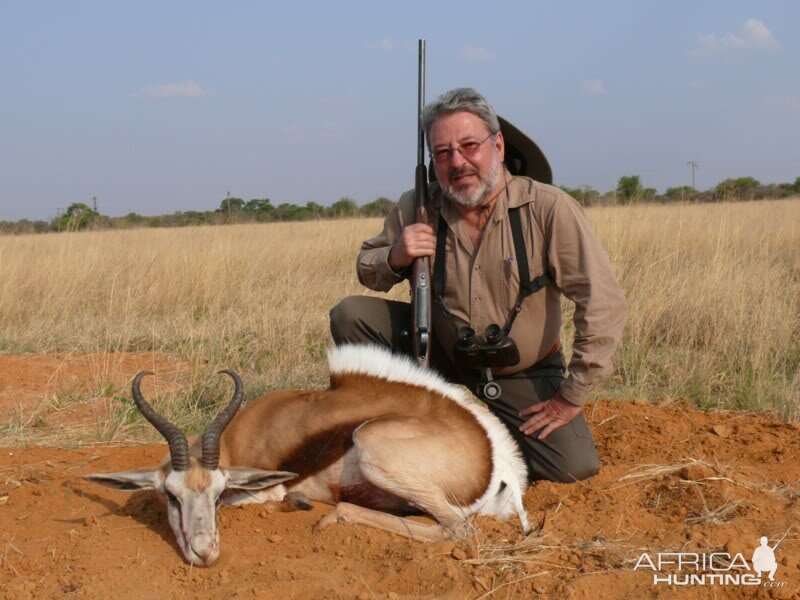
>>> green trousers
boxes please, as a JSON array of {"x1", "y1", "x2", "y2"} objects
[{"x1": 329, "y1": 296, "x2": 600, "y2": 483}]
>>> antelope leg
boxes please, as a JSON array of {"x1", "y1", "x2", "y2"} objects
[{"x1": 314, "y1": 502, "x2": 451, "y2": 542}]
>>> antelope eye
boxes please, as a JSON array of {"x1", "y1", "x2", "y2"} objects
[{"x1": 165, "y1": 490, "x2": 178, "y2": 504}]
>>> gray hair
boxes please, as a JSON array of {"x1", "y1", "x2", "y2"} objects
[{"x1": 420, "y1": 88, "x2": 501, "y2": 146}]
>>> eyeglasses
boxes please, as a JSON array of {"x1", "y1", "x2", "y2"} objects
[{"x1": 430, "y1": 133, "x2": 494, "y2": 164}]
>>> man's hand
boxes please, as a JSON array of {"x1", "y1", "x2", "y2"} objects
[
  {"x1": 519, "y1": 392, "x2": 582, "y2": 440},
  {"x1": 388, "y1": 223, "x2": 435, "y2": 272}
]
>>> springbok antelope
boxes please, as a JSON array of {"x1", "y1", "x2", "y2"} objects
[{"x1": 86, "y1": 344, "x2": 530, "y2": 565}]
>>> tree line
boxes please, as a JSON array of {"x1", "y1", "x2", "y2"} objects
[
  {"x1": 564, "y1": 175, "x2": 800, "y2": 206},
  {"x1": 0, "y1": 196, "x2": 394, "y2": 235},
  {"x1": 2, "y1": 175, "x2": 799, "y2": 235}
]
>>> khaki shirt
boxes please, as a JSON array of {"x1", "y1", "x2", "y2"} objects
[{"x1": 357, "y1": 170, "x2": 627, "y2": 406}]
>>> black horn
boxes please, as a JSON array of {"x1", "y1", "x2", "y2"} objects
[
  {"x1": 131, "y1": 371, "x2": 190, "y2": 471},
  {"x1": 200, "y1": 370, "x2": 244, "y2": 470}
]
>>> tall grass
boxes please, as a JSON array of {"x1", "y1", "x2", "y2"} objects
[{"x1": 0, "y1": 198, "x2": 798, "y2": 443}]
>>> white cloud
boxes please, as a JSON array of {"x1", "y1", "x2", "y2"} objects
[
  {"x1": 693, "y1": 18, "x2": 778, "y2": 55},
  {"x1": 459, "y1": 47, "x2": 494, "y2": 62},
  {"x1": 582, "y1": 79, "x2": 607, "y2": 96},
  {"x1": 368, "y1": 39, "x2": 393, "y2": 52},
  {"x1": 137, "y1": 80, "x2": 207, "y2": 98}
]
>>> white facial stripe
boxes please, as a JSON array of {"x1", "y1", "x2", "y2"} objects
[{"x1": 163, "y1": 469, "x2": 226, "y2": 565}]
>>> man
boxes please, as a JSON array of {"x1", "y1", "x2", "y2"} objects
[{"x1": 330, "y1": 88, "x2": 626, "y2": 484}]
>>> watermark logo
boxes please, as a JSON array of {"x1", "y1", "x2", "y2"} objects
[
  {"x1": 633, "y1": 534, "x2": 787, "y2": 588},
  {"x1": 752, "y1": 536, "x2": 778, "y2": 582}
]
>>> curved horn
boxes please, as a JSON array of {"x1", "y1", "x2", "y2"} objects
[
  {"x1": 200, "y1": 370, "x2": 244, "y2": 470},
  {"x1": 131, "y1": 371, "x2": 190, "y2": 471}
]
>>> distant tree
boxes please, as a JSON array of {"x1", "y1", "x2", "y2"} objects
[
  {"x1": 304, "y1": 202, "x2": 326, "y2": 218},
  {"x1": 243, "y1": 199, "x2": 274, "y2": 222},
  {"x1": 715, "y1": 177, "x2": 761, "y2": 200},
  {"x1": 665, "y1": 186, "x2": 696, "y2": 199},
  {"x1": 218, "y1": 197, "x2": 245, "y2": 213},
  {"x1": 616, "y1": 176, "x2": 643, "y2": 204},
  {"x1": 559, "y1": 186, "x2": 599, "y2": 206},
  {"x1": 124, "y1": 212, "x2": 146, "y2": 224},
  {"x1": 273, "y1": 203, "x2": 311, "y2": 221},
  {"x1": 794, "y1": 176, "x2": 800, "y2": 193},
  {"x1": 330, "y1": 197, "x2": 359, "y2": 217},
  {"x1": 54, "y1": 202, "x2": 99, "y2": 231},
  {"x1": 361, "y1": 197, "x2": 395, "y2": 216},
  {"x1": 0, "y1": 219, "x2": 50, "y2": 234},
  {"x1": 244, "y1": 198, "x2": 273, "y2": 213},
  {"x1": 641, "y1": 187, "x2": 657, "y2": 200}
]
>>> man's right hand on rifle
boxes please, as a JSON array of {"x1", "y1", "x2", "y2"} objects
[{"x1": 387, "y1": 223, "x2": 435, "y2": 273}]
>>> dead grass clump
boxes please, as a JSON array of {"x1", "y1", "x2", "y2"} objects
[{"x1": 685, "y1": 498, "x2": 743, "y2": 525}]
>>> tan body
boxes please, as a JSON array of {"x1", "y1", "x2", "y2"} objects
[
  {"x1": 220, "y1": 374, "x2": 491, "y2": 518},
  {"x1": 87, "y1": 345, "x2": 530, "y2": 564}
]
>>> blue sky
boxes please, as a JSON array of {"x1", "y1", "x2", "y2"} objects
[{"x1": 1, "y1": 1, "x2": 798, "y2": 220}]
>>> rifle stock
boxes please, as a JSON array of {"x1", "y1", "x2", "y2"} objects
[{"x1": 411, "y1": 39, "x2": 432, "y2": 369}]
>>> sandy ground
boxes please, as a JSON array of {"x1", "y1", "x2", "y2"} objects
[{"x1": 0, "y1": 354, "x2": 798, "y2": 599}]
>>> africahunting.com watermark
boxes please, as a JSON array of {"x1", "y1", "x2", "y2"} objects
[{"x1": 633, "y1": 536, "x2": 787, "y2": 588}]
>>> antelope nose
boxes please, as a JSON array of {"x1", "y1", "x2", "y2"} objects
[{"x1": 191, "y1": 535, "x2": 217, "y2": 563}]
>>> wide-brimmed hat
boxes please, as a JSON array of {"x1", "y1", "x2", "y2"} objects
[
  {"x1": 498, "y1": 115, "x2": 552, "y2": 184},
  {"x1": 428, "y1": 114, "x2": 552, "y2": 185}
]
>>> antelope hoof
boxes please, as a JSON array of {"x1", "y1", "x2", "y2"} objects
[
  {"x1": 285, "y1": 491, "x2": 313, "y2": 511},
  {"x1": 313, "y1": 511, "x2": 340, "y2": 533}
]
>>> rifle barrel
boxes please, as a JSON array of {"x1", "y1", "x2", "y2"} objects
[{"x1": 417, "y1": 39, "x2": 426, "y2": 166}]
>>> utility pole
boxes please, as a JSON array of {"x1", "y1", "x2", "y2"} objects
[
  {"x1": 687, "y1": 161, "x2": 699, "y2": 190},
  {"x1": 92, "y1": 196, "x2": 97, "y2": 212}
]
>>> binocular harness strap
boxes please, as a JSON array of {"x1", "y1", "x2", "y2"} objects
[
  {"x1": 502, "y1": 206, "x2": 552, "y2": 335},
  {"x1": 432, "y1": 206, "x2": 551, "y2": 333}
]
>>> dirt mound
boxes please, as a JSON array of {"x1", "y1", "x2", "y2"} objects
[{"x1": 0, "y1": 363, "x2": 799, "y2": 598}]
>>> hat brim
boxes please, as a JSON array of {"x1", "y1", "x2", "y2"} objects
[
  {"x1": 498, "y1": 115, "x2": 552, "y2": 184},
  {"x1": 428, "y1": 115, "x2": 552, "y2": 185}
]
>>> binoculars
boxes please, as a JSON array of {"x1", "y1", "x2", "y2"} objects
[{"x1": 454, "y1": 325, "x2": 520, "y2": 401}]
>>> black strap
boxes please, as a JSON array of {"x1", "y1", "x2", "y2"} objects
[
  {"x1": 502, "y1": 207, "x2": 552, "y2": 334},
  {"x1": 432, "y1": 206, "x2": 551, "y2": 331},
  {"x1": 433, "y1": 213, "x2": 449, "y2": 301}
]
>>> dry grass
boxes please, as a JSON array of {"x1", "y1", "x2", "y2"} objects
[{"x1": 0, "y1": 198, "x2": 798, "y2": 444}]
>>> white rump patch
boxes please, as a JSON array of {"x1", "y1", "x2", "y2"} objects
[
  {"x1": 327, "y1": 344, "x2": 529, "y2": 525},
  {"x1": 327, "y1": 344, "x2": 467, "y2": 403}
]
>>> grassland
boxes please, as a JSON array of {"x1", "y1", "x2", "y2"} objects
[{"x1": 0, "y1": 198, "x2": 798, "y2": 444}]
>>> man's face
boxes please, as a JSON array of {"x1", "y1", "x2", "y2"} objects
[{"x1": 429, "y1": 111, "x2": 505, "y2": 208}]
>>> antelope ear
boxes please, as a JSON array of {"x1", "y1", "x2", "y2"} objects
[
  {"x1": 84, "y1": 469, "x2": 163, "y2": 491},
  {"x1": 224, "y1": 468, "x2": 298, "y2": 491}
]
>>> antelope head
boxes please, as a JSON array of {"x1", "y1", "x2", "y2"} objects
[{"x1": 85, "y1": 370, "x2": 297, "y2": 566}]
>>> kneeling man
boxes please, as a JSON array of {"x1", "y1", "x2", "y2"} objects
[{"x1": 330, "y1": 88, "x2": 627, "y2": 484}]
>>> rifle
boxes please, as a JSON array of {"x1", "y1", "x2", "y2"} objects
[{"x1": 411, "y1": 39, "x2": 431, "y2": 369}]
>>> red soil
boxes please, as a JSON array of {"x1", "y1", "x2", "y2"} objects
[{"x1": 0, "y1": 355, "x2": 798, "y2": 599}]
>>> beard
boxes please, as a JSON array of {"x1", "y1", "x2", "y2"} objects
[{"x1": 441, "y1": 150, "x2": 502, "y2": 208}]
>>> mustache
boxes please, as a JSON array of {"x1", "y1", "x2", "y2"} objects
[{"x1": 448, "y1": 165, "x2": 479, "y2": 180}]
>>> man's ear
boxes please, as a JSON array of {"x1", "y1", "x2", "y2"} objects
[
  {"x1": 84, "y1": 469, "x2": 163, "y2": 491},
  {"x1": 225, "y1": 468, "x2": 297, "y2": 491},
  {"x1": 495, "y1": 130, "x2": 505, "y2": 161}
]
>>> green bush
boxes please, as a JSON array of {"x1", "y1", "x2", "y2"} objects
[{"x1": 616, "y1": 175, "x2": 642, "y2": 204}]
